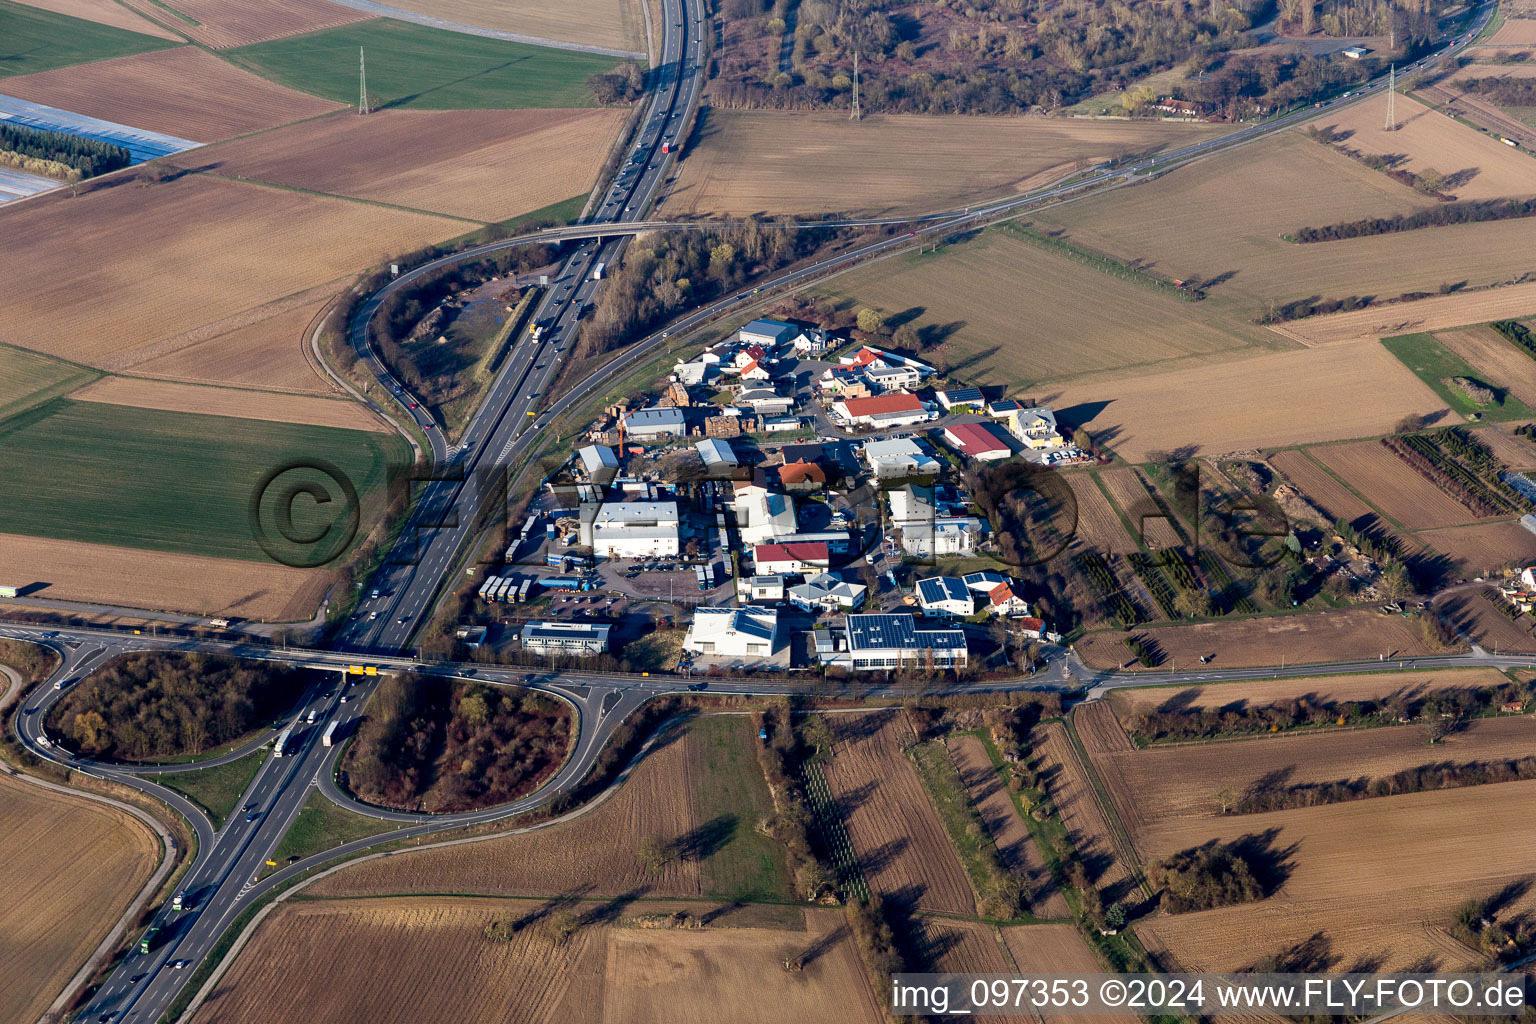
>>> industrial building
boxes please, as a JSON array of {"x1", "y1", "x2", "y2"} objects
[
  {"x1": 733, "y1": 483, "x2": 797, "y2": 546},
  {"x1": 578, "y1": 444, "x2": 619, "y2": 481},
  {"x1": 696, "y1": 438, "x2": 738, "y2": 470},
  {"x1": 833, "y1": 393, "x2": 934, "y2": 429},
  {"x1": 738, "y1": 318, "x2": 799, "y2": 349},
  {"x1": 520, "y1": 621, "x2": 612, "y2": 657},
  {"x1": 578, "y1": 501, "x2": 681, "y2": 558},
  {"x1": 943, "y1": 421, "x2": 1014, "y2": 461},
  {"x1": 622, "y1": 406, "x2": 687, "y2": 439},
  {"x1": 788, "y1": 572, "x2": 868, "y2": 613},
  {"x1": 936, "y1": 387, "x2": 986, "y2": 411},
  {"x1": 683, "y1": 606, "x2": 782, "y2": 660},
  {"x1": 753, "y1": 541, "x2": 830, "y2": 575},
  {"x1": 816, "y1": 613, "x2": 968, "y2": 670},
  {"x1": 862, "y1": 437, "x2": 941, "y2": 479}
]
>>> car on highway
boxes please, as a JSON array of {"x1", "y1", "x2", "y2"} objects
[
  {"x1": 246, "y1": 810, "x2": 260, "y2": 823},
  {"x1": 171, "y1": 960, "x2": 188, "y2": 970},
  {"x1": 369, "y1": 611, "x2": 379, "y2": 620}
]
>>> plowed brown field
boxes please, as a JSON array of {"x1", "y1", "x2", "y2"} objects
[
  {"x1": 8, "y1": 0, "x2": 181, "y2": 38},
  {"x1": 1437, "y1": 328, "x2": 1536, "y2": 412},
  {"x1": 0, "y1": 775, "x2": 159, "y2": 1024},
  {"x1": 667, "y1": 110, "x2": 1231, "y2": 218},
  {"x1": 821, "y1": 712, "x2": 974, "y2": 915},
  {"x1": 0, "y1": 532, "x2": 324, "y2": 619},
  {"x1": 1311, "y1": 93, "x2": 1536, "y2": 200},
  {"x1": 1091, "y1": 713, "x2": 1536, "y2": 847},
  {"x1": 1105, "y1": 667, "x2": 1512, "y2": 720},
  {"x1": 1033, "y1": 722, "x2": 1138, "y2": 906},
  {"x1": 1046, "y1": 340, "x2": 1441, "y2": 463},
  {"x1": 205, "y1": 107, "x2": 624, "y2": 221},
  {"x1": 120, "y1": 0, "x2": 373, "y2": 48},
  {"x1": 193, "y1": 897, "x2": 877, "y2": 1024},
  {"x1": 1417, "y1": 520, "x2": 1536, "y2": 575},
  {"x1": 1002, "y1": 924, "x2": 1140, "y2": 1024},
  {"x1": 0, "y1": 47, "x2": 343, "y2": 142},
  {"x1": 0, "y1": 174, "x2": 459, "y2": 370},
  {"x1": 947, "y1": 735, "x2": 1068, "y2": 918},
  {"x1": 1312, "y1": 441, "x2": 1484, "y2": 529},
  {"x1": 1437, "y1": 590, "x2": 1536, "y2": 653},
  {"x1": 1064, "y1": 473, "x2": 1137, "y2": 554},
  {"x1": 70, "y1": 377, "x2": 382, "y2": 431},
  {"x1": 1076, "y1": 606, "x2": 1454, "y2": 671},
  {"x1": 1133, "y1": 780, "x2": 1536, "y2": 972},
  {"x1": 1098, "y1": 469, "x2": 1181, "y2": 548},
  {"x1": 1267, "y1": 449, "x2": 1376, "y2": 523},
  {"x1": 379, "y1": 0, "x2": 645, "y2": 53},
  {"x1": 128, "y1": 294, "x2": 334, "y2": 394},
  {"x1": 315, "y1": 730, "x2": 702, "y2": 899},
  {"x1": 1473, "y1": 423, "x2": 1536, "y2": 470}
]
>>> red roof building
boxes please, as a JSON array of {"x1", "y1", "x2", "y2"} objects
[
  {"x1": 754, "y1": 542, "x2": 830, "y2": 573},
  {"x1": 944, "y1": 421, "x2": 1014, "y2": 461}
]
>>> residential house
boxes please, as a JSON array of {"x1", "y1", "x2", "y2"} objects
[
  {"x1": 943, "y1": 422, "x2": 1014, "y2": 462},
  {"x1": 962, "y1": 570, "x2": 1009, "y2": 594},
  {"x1": 684, "y1": 606, "x2": 782, "y2": 660},
  {"x1": 744, "y1": 574, "x2": 787, "y2": 602},
  {"x1": 834, "y1": 393, "x2": 935, "y2": 429},
  {"x1": 520, "y1": 622, "x2": 611, "y2": 657},
  {"x1": 820, "y1": 366, "x2": 871, "y2": 398},
  {"x1": 788, "y1": 572, "x2": 868, "y2": 612},
  {"x1": 739, "y1": 359, "x2": 772, "y2": 382},
  {"x1": 984, "y1": 582, "x2": 1031, "y2": 617},
  {"x1": 791, "y1": 326, "x2": 832, "y2": 355},
  {"x1": 754, "y1": 541, "x2": 830, "y2": 575},
  {"x1": 916, "y1": 576, "x2": 975, "y2": 618},
  {"x1": 1005, "y1": 406, "x2": 1065, "y2": 450},
  {"x1": 863, "y1": 363, "x2": 923, "y2": 393},
  {"x1": 840, "y1": 346, "x2": 937, "y2": 378},
  {"x1": 776, "y1": 459, "x2": 827, "y2": 492},
  {"x1": 815, "y1": 613, "x2": 968, "y2": 670}
]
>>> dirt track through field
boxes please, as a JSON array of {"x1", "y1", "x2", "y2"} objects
[
  {"x1": 119, "y1": 0, "x2": 374, "y2": 48},
  {"x1": 821, "y1": 712, "x2": 974, "y2": 915},
  {"x1": 1002, "y1": 923, "x2": 1141, "y2": 1024},
  {"x1": 7, "y1": 0, "x2": 182, "y2": 38},
  {"x1": 947, "y1": 735, "x2": 1069, "y2": 918}
]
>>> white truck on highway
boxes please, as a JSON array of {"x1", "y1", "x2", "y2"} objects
[
  {"x1": 273, "y1": 724, "x2": 294, "y2": 757},
  {"x1": 591, "y1": 262, "x2": 606, "y2": 281},
  {"x1": 322, "y1": 720, "x2": 340, "y2": 747}
]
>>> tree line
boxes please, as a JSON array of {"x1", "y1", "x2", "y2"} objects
[
  {"x1": 1460, "y1": 75, "x2": 1536, "y2": 106},
  {"x1": 1291, "y1": 198, "x2": 1536, "y2": 243},
  {"x1": 346, "y1": 673, "x2": 570, "y2": 812},
  {"x1": 571, "y1": 220, "x2": 829, "y2": 365},
  {"x1": 1129, "y1": 678, "x2": 1532, "y2": 743},
  {"x1": 51, "y1": 653, "x2": 306, "y2": 760},
  {"x1": 0, "y1": 123, "x2": 131, "y2": 179},
  {"x1": 1490, "y1": 319, "x2": 1536, "y2": 361},
  {"x1": 1234, "y1": 753, "x2": 1536, "y2": 814}
]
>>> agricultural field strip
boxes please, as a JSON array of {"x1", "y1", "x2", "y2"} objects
[{"x1": 1311, "y1": 440, "x2": 1491, "y2": 530}]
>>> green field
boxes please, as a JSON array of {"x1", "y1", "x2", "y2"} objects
[
  {"x1": 1381, "y1": 332, "x2": 1536, "y2": 422},
  {"x1": 0, "y1": 400, "x2": 408, "y2": 561},
  {"x1": 161, "y1": 751, "x2": 267, "y2": 830},
  {"x1": 811, "y1": 224, "x2": 1270, "y2": 391},
  {"x1": 0, "y1": 343, "x2": 98, "y2": 421},
  {"x1": 0, "y1": 0, "x2": 177, "y2": 78},
  {"x1": 267, "y1": 789, "x2": 391, "y2": 868},
  {"x1": 226, "y1": 19, "x2": 615, "y2": 109},
  {"x1": 687, "y1": 716, "x2": 789, "y2": 901}
]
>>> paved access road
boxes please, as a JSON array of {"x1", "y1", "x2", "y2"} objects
[{"x1": 5, "y1": 614, "x2": 1533, "y2": 1023}]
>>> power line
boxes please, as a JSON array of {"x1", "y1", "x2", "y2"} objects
[
  {"x1": 358, "y1": 47, "x2": 370, "y2": 116},
  {"x1": 1385, "y1": 63, "x2": 1395, "y2": 131}
]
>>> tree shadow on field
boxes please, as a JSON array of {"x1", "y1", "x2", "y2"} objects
[
  {"x1": 796, "y1": 923, "x2": 851, "y2": 968},
  {"x1": 832, "y1": 779, "x2": 878, "y2": 816},
  {"x1": 673, "y1": 814, "x2": 737, "y2": 861},
  {"x1": 1227, "y1": 828, "x2": 1301, "y2": 897},
  {"x1": 1155, "y1": 688, "x2": 1204, "y2": 714},
  {"x1": 829, "y1": 710, "x2": 894, "y2": 742},
  {"x1": 860, "y1": 837, "x2": 911, "y2": 876},
  {"x1": 509, "y1": 885, "x2": 593, "y2": 932},
  {"x1": 1246, "y1": 931, "x2": 1336, "y2": 973},
  {"x1": 578, "y1": 885, "x2": 650, "y2": 928}
]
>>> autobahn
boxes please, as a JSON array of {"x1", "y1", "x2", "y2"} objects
[
  {"x1": 7, "y1": 1, "x2": 1506, "y2": 1017},
  {"x1": 338, "y1": 0, "x2": 708, "y2": 655}
]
